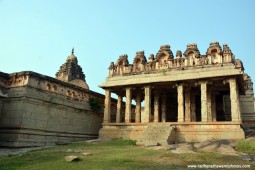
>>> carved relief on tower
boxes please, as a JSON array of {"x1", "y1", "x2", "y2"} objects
[
  {"x1": 81, "y1": 93, "x2": 89, "y2": 102},
  {"x1": 108, "y1": 62, "x2": 116, "y2": 76},
  {"x1": 155, "y1": 45, "x2": 174, "y2": 70},
  {"x1": 234, "y1": 59, "x2": 244, "y2": 71},
  {"x1": 243, "y1": 73, "x2": 253, "y2": 90},
  {"x1": 132, "y1": 51, "x2": 147, "y2": 73},
  {"x1": 184, "y1": 43, "x2": 201, "y2": 66},
  {"x1": 67, "y1": 89, "x2": 72, "y2": 98},
  {"x1": 0, "y1": 77, "x2": 7, "y2": 87},
  {"x1": 145, "y1": 54, "x2": 156, "y2": 71},
  {"x1": 223, "y1": 44, "x2": 233, "y2": 63},
  {"x1": 107, "y1": 42, "x2": 242, "y2": 77},
  {"x1": 115, "y1": 54, "x2": 129, "y2": 75},
  {"x1": 43, "y1": 79, "x2": 87, "y2": 101},
  {"x1": 206, "y1": 42, "x2": 223, "y2": 64},
  {"x1": 175, "y1": 50, "x2": 184, "y2": 68},
  {"x1": 45, "y1": 81, "x2": 58, "y2": 93},
  {"x1": 7, "y1": 74, "x2": 28, "y2": 87}
]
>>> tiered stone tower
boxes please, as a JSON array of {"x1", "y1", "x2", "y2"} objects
[{"x1": 56, "y1": 48, "x2": 89, "y2": 89}]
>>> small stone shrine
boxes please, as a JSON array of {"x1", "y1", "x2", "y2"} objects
[{"x1": 99, "y1": 42, "x2": 255, "y2": 145}]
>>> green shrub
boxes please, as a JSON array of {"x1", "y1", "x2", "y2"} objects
[
  {"x1": 235, "y1": 139, "x2": 255, "y2": 153},
  {"x1": 88, "y1": 97, "x2": 102, "y2": 112}
]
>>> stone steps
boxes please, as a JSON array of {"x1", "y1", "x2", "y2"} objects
[{"x1": 136, "y1": 123, "x2": 175, "y2": 146}]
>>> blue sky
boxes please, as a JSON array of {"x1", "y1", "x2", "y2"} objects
[{"x1": 0, "y1": 0, "x2": 254, "y2": 94}]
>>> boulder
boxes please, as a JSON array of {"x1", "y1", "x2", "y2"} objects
[{"x1": 65, "y1": 155, "x2": 79, "y2": 162}]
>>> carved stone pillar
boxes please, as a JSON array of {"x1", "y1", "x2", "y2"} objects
[
  {"x1": 201, "y1": 82, "x2": 208, "y2": 122},
  {"x1": 135, "y1": 92, "x2": 141, "y2": 123},
  {"x1": 211, "y1": 92, "x2": 217, "y2": 121},
  {"x1": 161, "y1": 94, "x2": 166, "y2": 122},
  {"x1": 229, "y1": 78, "x2": 241, "y2": 122},
  {"x1": 116, "y1": 95, "x2": 122, "y2": 123},
  {"x1": 177, "y1": 84, "x2": 184, "y2": 122},
  {"x1": 207, "y1": 86, "x2": 212, "y2": 122},
  {"x1": 125, "y1": 87, "x2": 132, "y2": 123},
  {"x1": 190, "y1": 91, "x2": 196, "y2": 122},
  {"x1": 142, "y1": 86, "x2": 151, "y2": 123},
  {"x1": 154, "y1": 91, "x2": 159, "y2": 122},
  {"x1": 103, "y1": 89, "x2": 111, "y2": 123},
  {"x1": 185, "y1": 88, "x2": 191, "y2": 122}
]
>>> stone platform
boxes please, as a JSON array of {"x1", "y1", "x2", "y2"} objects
[
  {"x1": 99, "y1": 122, "x2": 245, "y2": 145},
  {"x1": 99, "y1": 123, "x2": 147, "y2": 140}
]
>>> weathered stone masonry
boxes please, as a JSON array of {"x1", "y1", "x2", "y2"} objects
[
  {"x1": 0, "y1": 50, "x2": 118, "y2": 147},
  {"x1": 99, "y1": 42, "x2": 255, "y2": 144}
]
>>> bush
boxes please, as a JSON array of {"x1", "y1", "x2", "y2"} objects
[
  {"x1": 235, "y1": 139, "x2": 255, "y2": 153},
  {"x1": 88, "y1": 97, "x2": 102, "y2": 112}
]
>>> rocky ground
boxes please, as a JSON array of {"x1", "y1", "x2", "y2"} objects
[
  {"x1": 145, "y1": 138, "x2": 255, "y2": 163},
  {"x1": 0, "y1": 146, "x2": 53, "y2": 156}
]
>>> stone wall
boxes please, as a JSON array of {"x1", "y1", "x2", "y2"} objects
[
  {"x1": 0, "y1": 99, "x2": 2, "y2": 117},
  {"x1": 240, "y1": 90, "x2": 255, "y2": 129},
  {"x1": 224, "y1": 90, "x2": 255, "y2": 129},
  {"x1": 0, "y1": 71, "x2": 113, "y2": 147}
]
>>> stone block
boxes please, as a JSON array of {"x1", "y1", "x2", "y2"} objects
[
  {"x1": 36, "y1": 120, "x2": 47, "y2": 129},
  {"x1": 65, "y1": 155, "x2": 79, "y2": 162},
  {"x1": 21, "y1": 118, "x2": 37, "y2": 128}
]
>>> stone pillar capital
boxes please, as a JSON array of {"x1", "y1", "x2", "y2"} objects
[
  {"x1": 175, "y1": 82, "x2": 184, "y2": 87},
  {"x1": 195, "y1": 80, "x2": 212, "y2": 86},
  {"x1": 143, "y1": 85, "x2": 151, "y2": 89},
  {"x1": 223, "y1": 77, "x2": 236, "y2": 84},
  {"x1": 125, "y1": 86, "x2": 132, "y2": 90}
]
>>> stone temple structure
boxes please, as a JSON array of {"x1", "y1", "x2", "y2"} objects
[
  {"x1": 56, "y1": 48, "x2": 89, "y2": 89},
  {"x1": 99, "y1": 42, "x2": 255, "y2": 145},
  {"x1": 0, "y1": 49, "x2": 117, "y2": 147}
]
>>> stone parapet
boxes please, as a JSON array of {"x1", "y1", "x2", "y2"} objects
[
  {"x1": 107, "y1": 43, "x2": 243, "y2": 78},
  {"x1": 0, "y1": 71, "x2": 121, "y2": 147},
  {"x1": 0, "y1": 71, "x2": 101, "y2": 102}
]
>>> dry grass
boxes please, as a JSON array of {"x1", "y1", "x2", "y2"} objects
[{"x1": 0, "y1": 139, "x2": 254, "y2": 170}]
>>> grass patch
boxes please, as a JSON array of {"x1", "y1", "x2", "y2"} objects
[
  {"x1": 0, "y1": 139, "x2": 254, "y2": 170},
  {"x1": 235, "y1": 139, "x2": 255, "y2": 153}
]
